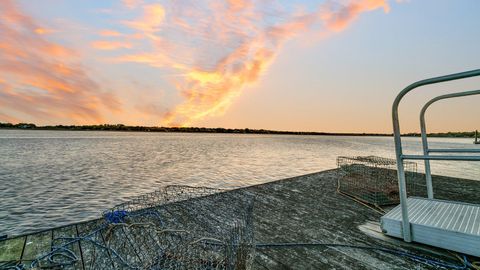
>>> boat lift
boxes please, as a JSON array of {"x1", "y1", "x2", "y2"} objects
[{"x1": 381, "y1": 69, "x2": 480, "y2": 257}]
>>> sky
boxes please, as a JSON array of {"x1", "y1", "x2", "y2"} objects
[{"x1": 0, "y1": 0, "x2": 479, "y2": 133}]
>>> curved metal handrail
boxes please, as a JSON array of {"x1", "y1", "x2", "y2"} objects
[
  {"x1": 391, "y1": 69, "x2": 480, "y2": 242},
  {"x1": 420, "y1": 89, "x2": 480, "y2": 199}
]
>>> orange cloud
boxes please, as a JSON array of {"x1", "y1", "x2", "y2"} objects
[
  {"x1": 163, "y1": 47, "x2": 276, "y2": 126},
  {"x1": 226, "y1": 0, "x2": 253, "y2": 12},
  {"x1": 0, "y1": 111, "x2": 21, "y2": 123},
  {"x1": 34, "y1": 28, "x2": 54, "y2": 35},
  {"x1": 91, "y1": 40, "x2": 132, "y2": 50},
  {"x1": 123, "y1": 3, "x2": 165, "y2": 34},
  {"x1": 99, "y1": 29, "x2": 123, "y2": 37},
  {"x1": 0, "y1": 0, "x2": 120, "y2": 124},
  {"x1": 122, "y1": 0, "x2": 143, "y2": 9},
  {"x1": 107, "y1": 0, "x2": 390, "y2": 126},
  {"x1": 321, "y1": 0, "x2": 390, "y2": 32}
]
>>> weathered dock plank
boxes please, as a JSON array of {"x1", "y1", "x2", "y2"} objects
[
  {"x1": 51, "y1": 224, "x2": 84, "y2": 270},
  {"x1": 21, "y1": 230, "x2": 52, "y2": 267},
  {"x1": 0, "y1": 236, "x2": 25, "y2": 263},
  {"x1": 1, "y1": 169, "x2": 479, "y2": 269},
  {"x1": 77, "y1": 219, "x2": 117, "y2": 270},
  {"x1": 239, "y1": 170, "x2": 480, "y2": 269}
]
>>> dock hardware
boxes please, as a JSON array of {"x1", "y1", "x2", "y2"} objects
[{"x1": 381, "y1": 69, "x2": 480, "y2": 257}]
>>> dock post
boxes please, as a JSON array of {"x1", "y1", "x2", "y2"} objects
[
  {"x1": 393, "y1": 98, "x2": 412, "y2": 242},
  {"x1": 420, "y1": 103, "x2": 434, "y2": 199}
]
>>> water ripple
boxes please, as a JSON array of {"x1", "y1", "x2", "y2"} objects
[{"x1": 0, "y1": 130, "x2": 478, "y2": 236}]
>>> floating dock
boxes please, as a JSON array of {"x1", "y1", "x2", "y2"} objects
[
  {"x1": 1, "y1": 169, "x2": 479, "y2": 269},
  {"x1": 382, "y1": 197, "x2": 480, "y2": 256},
  {"x1": 386, "y1": 69, "x2": 480, "y2": 259}
]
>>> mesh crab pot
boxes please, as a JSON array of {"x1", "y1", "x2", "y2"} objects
[
  {"x1": 102, "y1": 185, "x2": 255, "y2": 270},
  {"x1": 337, "y1": 156, "x2": 417, "y2": 206},
  {"x1": 32, "y1": 185, "x2": 255, "y2": 270}
]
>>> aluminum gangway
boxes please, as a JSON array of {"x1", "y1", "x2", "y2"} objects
[{"x1": 380, "y1": 69, "x2": 480, "y2": 257}]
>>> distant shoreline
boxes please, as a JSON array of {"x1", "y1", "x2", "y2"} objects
[{"x1": 0, "y1": 122, "x2": 477, "y2": 138}]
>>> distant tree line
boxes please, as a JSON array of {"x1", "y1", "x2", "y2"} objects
[
  {"x1": 0, "y1": 122, "x2": 476, "y2": 138},
  {"x1": 0, "y1": 122, "x2": 37, "y2": 129}
]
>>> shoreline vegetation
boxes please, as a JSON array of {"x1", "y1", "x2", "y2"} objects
[{"x1": 0, "y1": 122, "x2": 476, "y2": 138}]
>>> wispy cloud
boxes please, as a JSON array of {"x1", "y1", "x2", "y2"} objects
[
  {"x1": 99, "y1": 29, "x2": 123, "y2": 37},
  {"x1": 91, "y1": 40, "x2": 133, "y2": 50},
  {"x1": 321, "y1": 0, "x2": 390, "y2": 31},
  {"x1": 34, "y1": 27, "x2": 55, "y2": 35},
  {"x1": 0, "y1": 0, "x2": 392, "y2": 126},
  {"x1": 0, "y1": 0, "x2": 120, "y2": 124},
  {"x1": 122, "y1": 0, "x2": 144, "y2": 10},
  {"x1": 108, "y1": 0, "x2": 390, "y2": 126},
  {"x1": 122, "y1": 3, "x2": 165, "y2": 34}
]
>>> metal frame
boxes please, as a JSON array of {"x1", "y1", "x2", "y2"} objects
[
  {"x1": 420, "y1": 89, "x2": 480, "y2": 199},
  {"x1": 392, "y1": 69, "x2": 480, "y2": 242}
]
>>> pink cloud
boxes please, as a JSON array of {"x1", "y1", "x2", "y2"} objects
[
  {"x1": 111, "y1": 0, "x2": 389, "y2": 126},
  {"x1": 0, "y1": 0, "x2": 120, "y2": 124},
  {"x1": 99, "y1": 29, "x2": 123, "y2": 37},
  {"x1": 91, "y1": 40, "x2": 133, "y2": 50}
]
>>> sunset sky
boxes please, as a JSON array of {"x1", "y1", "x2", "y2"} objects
[{"x1": 0, "y1": 0, "x2": 479, "y2": 133}]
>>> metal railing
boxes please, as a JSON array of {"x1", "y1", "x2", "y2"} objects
[
  {"x1": 420, "y1": 89, "x2": 480, "y2": 199},
  {"x1": 392, "y1": 69, "x2": 480, "y2": 242}
]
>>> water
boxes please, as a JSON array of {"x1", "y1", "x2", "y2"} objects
[{"x1": 0, "y1": 130, "x2": 478, "y2": 236}]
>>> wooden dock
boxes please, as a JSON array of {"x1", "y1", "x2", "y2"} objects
[{"x1": 1, "y1": 169, "x2": 479, "y2": 269}]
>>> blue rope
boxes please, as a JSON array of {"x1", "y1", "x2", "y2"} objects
[
  {"x1": 14, "y1": 208, "x2": 474, "y2": 270},
  {"x1": 104, "y1": 210, "x2": 129, "y2": 224},
  {"x1": 29, "y1": 210, "x2": 137, "y2": 269},
  {"x1": 30, "y1": 224, "x2": 107, "y2": 268},
  {"x1": 0, "y1": 264, "x2": 25, "y2": 270}
]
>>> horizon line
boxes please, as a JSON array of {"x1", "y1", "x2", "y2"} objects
[{"x1": 0, "y1": 122, "x2": 477, "y2": 138}]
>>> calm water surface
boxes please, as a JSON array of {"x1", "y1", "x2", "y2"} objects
[{"x1": 1, "y1": 130, "x2": 479, "y2": 236}]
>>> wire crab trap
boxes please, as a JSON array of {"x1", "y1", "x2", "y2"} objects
[
  {"x1": 337, "y1": 156, "x2": 417, "y2": 206},
  {"x1": 27, "y1": 185, "x2": 255, "y2": 270}
]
